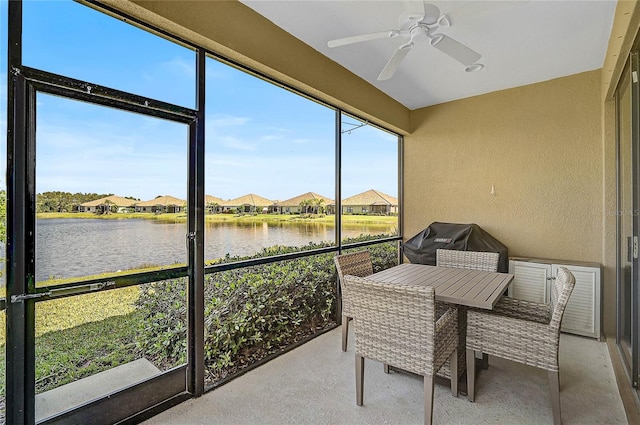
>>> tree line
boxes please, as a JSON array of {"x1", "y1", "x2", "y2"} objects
[
  {"x1": 0, "y1": 190, "x2": 107, "y2": 241},
  {"x1": 36, "y1": 191, "x2": 138, "y2": 213}
]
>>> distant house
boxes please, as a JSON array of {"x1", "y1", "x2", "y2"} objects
[
  {"x1": 205, "y1": 194, "x2": 225, "y2": 214},
  {"x1": 78, "y1": 195, "x2": 137, "y2": 213},
  {"x1": 219, "y1": 193, "x2": 273, "y2": 214},
  {"x1": 340, "y1": 189, "x2": 398, "y2": 215},
  {"x1": 272, "y1": 192, "x2": 333, "y2": 214},
  {"x1": 135, "y1": 195, "x2": 186, "y2": 213}
]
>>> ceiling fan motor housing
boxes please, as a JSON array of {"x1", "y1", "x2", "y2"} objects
[{"x1": 410, "y1": 25, "x2": 431, "y2": 43}]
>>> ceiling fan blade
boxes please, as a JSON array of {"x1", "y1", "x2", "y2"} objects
[
  {"x1": 328, "y1": 31, "x2": 393, "y2": 48},
  {"x1": 377, "y1": 43, "x2": 413, "y2": 81},
  {"x1": 421, "y1": 2, "x2": 441, "y2": 25},
  {"x1": 431, "y1": 34, "x2": 481, "y2": 66}
]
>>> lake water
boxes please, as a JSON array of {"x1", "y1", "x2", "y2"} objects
[{"x1": 27, "y1": 218, "x2": 395, "y2": 283}]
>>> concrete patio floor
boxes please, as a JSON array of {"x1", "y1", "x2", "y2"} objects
[{"x1": 144, "y1": 326, "x2": 627, "y2": 425}]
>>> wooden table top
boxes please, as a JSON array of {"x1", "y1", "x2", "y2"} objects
[{"x1": 368, "y1": 263, "x2": 514, "y2": 309}]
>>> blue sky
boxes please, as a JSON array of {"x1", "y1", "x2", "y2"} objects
[{"x1": 1, "y1": 0, "x2": 399, "y2": 202}]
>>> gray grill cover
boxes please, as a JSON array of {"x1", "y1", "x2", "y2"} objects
[{"x1": 403, "y1": 222, "x2": 509, "y2": 273}]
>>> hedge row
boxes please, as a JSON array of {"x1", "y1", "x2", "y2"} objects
[{"x1": 135, "y1": 236, "x2": 399, "y2": 384}]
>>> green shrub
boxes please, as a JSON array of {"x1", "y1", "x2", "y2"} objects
[
  {"x1": 203, "y1": 253, "x2": 335, "y2": 381},
  {"x1": 134, "y1": 235, "x2": 399, "y2": 384},
  {"x1": 350, "y1": 239, "x2": 399, "y2": 272},
  {"x1": 135, "y1": 278, "x2": 188, "y2": 369}
]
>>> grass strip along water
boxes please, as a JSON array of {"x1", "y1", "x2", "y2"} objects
[{"x1": 37, "y1": 212, "x2": 398, "y2": 226}]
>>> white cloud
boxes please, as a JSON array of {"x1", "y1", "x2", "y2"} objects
[
  {"x1": 204, "y1": 151, "x2": 335, "y2": 200},
  {"x1": 218, "y1": 135, "x2": 256, "y2": 152},
  {"x1": 34, "y1": 111, "x2": 188, "y2": 200},
  {"x1": 207, "y1": 114, "x2": 250, "y2": 128},
  {"x1": 162, "y1": 56, "x2": 195, "y2": 79},
  {"x1": 259, "y1": 134, "x2": 284, "y2": 142},
  {"x1": 206, "y1": 156, "x2": 244, "y2": 167}
]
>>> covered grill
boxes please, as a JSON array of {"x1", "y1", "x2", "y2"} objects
[{"x1": 403, "y1": 222, "x2": 509, "y2": 272}]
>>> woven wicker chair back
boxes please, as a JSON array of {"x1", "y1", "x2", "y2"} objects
[
  {"x1": 334, "y1": 251, "x2": 374, "y2": 317},
  {"x1": 435, "y1": 248, "x2": 496, "y2": 380},
  {"x1": 342, "y1": 275, "x2": 438, "y2": 377},
  {"x1": 549, "y1": 266, "x2": 576, "y2": 332},
  {"x1": 334, "y1": 251, "x2": 374, "y2": 280},
  {"x1": 436, "y1": 249, "x2": 499, "y2": 272}
]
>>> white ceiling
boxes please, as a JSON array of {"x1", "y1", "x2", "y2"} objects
[{"x1": 240, "y1": 0, "x2": 617, "y2": 110}]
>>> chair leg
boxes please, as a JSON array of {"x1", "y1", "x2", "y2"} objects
[
  {"x1": 356, "y1": 355, "x2": 364, "y2": 406},
  {"x1": 482, "y1": 353, "x2": 489, "y2": 370},
  {"x1": 384, "y1": 364, "x2": 390, "y2": 374},
  {"x1": 424, "y1": 375, "x2": 434, "y2": 425},
  {"x1": 548, "y1": 370, "x2": 561, "y2": 425},
  {"x1": 466, "y1": 348, "x2": 476, "y2": 402},
  {"x1": 450, "y1": 349, "x2": 458, "y2": 397},
  {"x1": 342, "y1": 314, "x2": 350, "y2": 352}
]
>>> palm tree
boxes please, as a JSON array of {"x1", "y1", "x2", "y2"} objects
[
  {"x1": 206, "y1": 202, "x2": 219, "y2": 214},
  {"x1": 311, "y1": 198, "x2": 325, "y2": 215},
  {"x1": 299, "y1": 199, "x2": 311, "y2": 214},
  {"x1": 101, "y1": 199, "x2": 116, "y2": 215}
]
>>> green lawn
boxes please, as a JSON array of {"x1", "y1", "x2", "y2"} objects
[
  {"x1": 31, "y1": 310, "x2": 142, "y2": 394},
  {"x1": 37, "y1": 212, "x2": 187, "y2": 221},
  {"x1": 37, "y1": 211, "x2": 398, "y2": 226},
  {"x1": 0, "y1": 286, "x2": 138, "y2": 345},
  {"x1": 0, "y1": 287, "x2": 140, "y2": 395}
]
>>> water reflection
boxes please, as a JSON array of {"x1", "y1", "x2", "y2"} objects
[{"x1": 28, "y1": 218, "x2": 395, "y2": 283}]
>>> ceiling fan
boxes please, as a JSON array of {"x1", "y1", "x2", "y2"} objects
[{"x1": 327, "y1": 1, "x2": 484, "y2": 81}]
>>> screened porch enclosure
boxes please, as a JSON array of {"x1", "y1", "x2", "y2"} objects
[{"x1": 2, "y1": 1, "x2": 402, "y2": 423}]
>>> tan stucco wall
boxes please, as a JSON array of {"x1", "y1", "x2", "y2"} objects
[{"x1": 405, "y1": 71, "x2": 603, "y2": 324}]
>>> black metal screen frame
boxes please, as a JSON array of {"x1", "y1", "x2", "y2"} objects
[{"x1": 6, "y1": 3, "x2": 204, "y2": 419}]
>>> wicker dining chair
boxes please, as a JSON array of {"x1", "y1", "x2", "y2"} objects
[
  {"x1": 436, "y1": 249, "x2": 500, "y2": 273},
  {"x1": 466, "y1": 266, "x2": 576, "y2": 425},
  {"x1": 342, "y1": 275, "x2": 458, "y2": 425},
  {"x1": 435, "y1": 249, "x2": 500, "y2": 379},
  {"x1": 334, "y1": 251, "x2": 374, "y2": 351}
]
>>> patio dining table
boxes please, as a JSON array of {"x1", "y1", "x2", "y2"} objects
[
  {"x1": 367, "y1": 263, "x2": 514, "y2": 309},
  {"x1": 366, "y1": 262, "x2": 515, "y2": 391}
]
